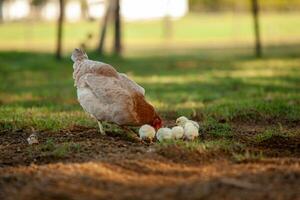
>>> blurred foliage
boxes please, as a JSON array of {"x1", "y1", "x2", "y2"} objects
[{"x1": 189, "y1": 0, "x2": 300, "y2": 12}]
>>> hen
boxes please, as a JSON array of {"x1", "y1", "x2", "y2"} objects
[{"x1": 71, "y1": 48, "x2": 162, "y2": 134}]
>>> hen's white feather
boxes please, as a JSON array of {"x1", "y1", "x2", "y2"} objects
[{"x1": 72, "y1": 49, "x2": 146, "y2": 126}]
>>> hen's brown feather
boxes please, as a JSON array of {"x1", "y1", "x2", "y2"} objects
[{"x1": 132, "y1": 93, "x2": 157, "y2": 125}]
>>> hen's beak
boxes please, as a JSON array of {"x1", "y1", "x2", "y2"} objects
[{"x1": 154, "y1": 122, "x2": 162, "y2": 131}]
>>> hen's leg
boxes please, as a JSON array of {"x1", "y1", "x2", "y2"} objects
[{"x1": 98, "y1": 121, "x2": 106, "y2": 135}]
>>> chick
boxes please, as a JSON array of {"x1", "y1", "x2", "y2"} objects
[
  {"x1": 156, "y1": 128, "x2": 172, "y2": 142},
  {"x1": 183, "y1": 122, "x2": 199, "y2": 141},
  {"x1": 138, "y1": 125, "x2": 156, "y2": 142},
  {"x1": 171, "y1": 126, "x2": 184, "y2": 140},
  {"x1": 176, "y1": 116, "x2": 199, "y2": 129},
  {"x1": 27, "y1": 134, "x2": 39, "y2": 145}
]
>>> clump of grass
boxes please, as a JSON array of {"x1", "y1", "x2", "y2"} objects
[
  {"x1": 41, "y1": 138, "x2": 56, "y2": 151},
  {"x1": 158, "y1": 139, "x2": 244, "y2": 155},
  {"x1": 0, "y1": 107, "x2": 96, "y2": 131},
  {"x1": 40, "y1": 140, "x2": 82, "y2": 158},
  {"x1": 203, "y1": 118, "x2": 232, "y2": 138},
  {"x1": 254, "y1": 129, "x2": 276, "y2": 143},
  {"x1": 232, "y1": 150, "x2": 264, "y2": 163},
  {"x1": 253, "y1": 125, "x2": 294, "y2": 143}
]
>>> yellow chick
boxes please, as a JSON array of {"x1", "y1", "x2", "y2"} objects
[
  {"x1": 138, "y1": 125, "x2": 156, "y2": 141},
  {"x1": 171, "y1": 126, "x2": 184, "y2": 140},
  {"x1": 184, "y1": 122, "x2": 199, "y2": 141},
  {"x1": 176, "y1": 116, "x2": 199, "y2": 129},
  {"x1": 156, "y1": 128, "x2": 172, "y2": 142}
]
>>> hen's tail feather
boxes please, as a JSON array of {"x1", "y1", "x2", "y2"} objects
[{"x1": 71, "y1": 48, "x2": 88, "y2": 62}]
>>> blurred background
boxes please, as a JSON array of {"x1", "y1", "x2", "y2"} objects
[
  {"x1": 0, "y1": 0, "x2": 300, "y2": 130},
  {"x1": 1, "y1": 0, "x2": 300, "y2": 57}
]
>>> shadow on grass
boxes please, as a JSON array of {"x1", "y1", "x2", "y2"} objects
[{"x1": 0, "y1": 43, "x2": 299, "y2": 130}]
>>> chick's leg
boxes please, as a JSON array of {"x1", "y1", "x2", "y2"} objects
[{"x1": 98, "y1": 121, "x2": 106, "y2": 135}]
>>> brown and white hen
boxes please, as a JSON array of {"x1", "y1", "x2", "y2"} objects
[{"x1": 71, "y1": 48, "x2": 162, "y2": 134}]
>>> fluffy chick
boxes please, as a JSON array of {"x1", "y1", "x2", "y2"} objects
[
  {"x1": 171, "y1": 126, "x2": 184, "y2": 140},
  {"x1": 138, "y1": 125, "x2": 156, "y2": 142},
  {"x1": 156, "y1": 128, "x2": 172, "y2": 142},
  {"x1": 27, "y1": 134, "x2": 39, "y2": 145},
  {"x1": 184, "y1": 122, "x2": 199, "y2": 140},
  {"x1": 176, "y1": 116, "x2": 199, "y2": 129}
]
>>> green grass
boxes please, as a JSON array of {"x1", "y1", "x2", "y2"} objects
[
  {"x1": 0, "y1": 13, "x2": 300, "y2": 133},
  {"x1": 232, "y1": 150, "x2": 264, "y2": 163},
  {"x1": 39, "y1": 139, "x2": 82, "y2": 158},
  {"x1": 0, "y1": 47, "x2": 300, "y2": 131},
  {"x1": 253, "y1": 126, "x2": 296, "y2": 143},
  {"x1": 202, "y1": 118, "x2": 232, "y2": 138},
  {"x1": 158, "y1": 139, "x2": 243, "y2": 152},
  {"x1": 1, "y1": 13, "x2": 300, "y2": 55}
]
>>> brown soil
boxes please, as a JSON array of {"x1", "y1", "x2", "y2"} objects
[{"x1": 0, "y1": 123, "x2": 300, "y2": 200}]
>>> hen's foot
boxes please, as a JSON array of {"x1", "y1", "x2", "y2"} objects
[{"x1": 98, "y1": 121, "x2": 106, "y2": 135}]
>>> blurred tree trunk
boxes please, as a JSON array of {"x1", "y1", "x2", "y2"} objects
[
  {"x1": 163, "y1": 0, "x2": 172, "y2": 39},
  {"x1": 251, "y1": 0, "x2": 262, "y2": 57},
  {"x1": 163, "y1": 16, "x2": 172, "y2": 39},
  {"x1": 97, "y1": 0, "x2": 122, "y2": 55},
  {"x1": 0, "y1": 0, "x2": 3, "y2": 23},
  {"x1": 97, "y1": 1, "x2": 113, "y2": 54},
  {"x1": 56, "y1": 0, "x2": 65, "y2": 60},
  {"x1": 80, "y1": 0, "x2": 89, "y2": 20},
  {"x1": 113, "y1": 0, "x2": 121, "y2": 55}
]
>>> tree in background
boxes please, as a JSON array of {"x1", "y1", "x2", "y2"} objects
[
  {"x1": 189, "y1": 0, "x2": 300, "y2": 12},
  {"x1": 98, "y1": 0, "x2": 122, "y2": 56},
  {"x1": 0, "y1": 0, "x2": 3, "y2": 23},
  {"x1": 56, "y1": 0, "x2": 65, "y2": 60},
  {"x1": 31, "y1": 0, "x2": 48, "y2": 19},
  {"x1": 97, "y1": 0, "x2": 113, "y2": 54},
  {"x1": 80, "y1": 0, "x2": 89, "y2": 20},
  {"x1": 251, "y1": 0, "x2": 261, "y2": 57},
  {"x1": 163, "y1": 0, "x2": 173, "y2": 39},
  {"x1": 113, "y1": 0, "x2": 121, "y2": 55}
]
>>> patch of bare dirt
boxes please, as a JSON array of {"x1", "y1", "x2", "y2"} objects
[
  {"x1": 231, "y1": 122, "x2": 300, "y2": 156},
  {"x1": 0, "y1": 124, "x2": 300, "y2": 200},
  {"x1": 257, "y1": 135, "x2": 300, "y2": 155}
]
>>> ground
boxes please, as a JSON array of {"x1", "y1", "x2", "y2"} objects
[
  {"x1": 0, "y1": 13, "x2": 300, "y2": 199},
  {"x1": 0, "y1": 123, "x2": 299, "y2": 200}
]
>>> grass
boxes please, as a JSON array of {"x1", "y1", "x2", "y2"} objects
[
  {"x1": 1, "y1": 13, "x2": 300, "y2": 55},
  {"x1": 232, "y1": 150, "x2": 264, "y2": 163},
  {"x1": 156, "y1": 139, "x2": 250, "y2": 161},
  {"x1": 202, "y1": 118, "x2": 232, "y2": 138},
  {"x1": 254, "y1": 129, "x2": 279, "y2": 143},
  {"x1": 158, "y1": 139, "x2": 243, "y2": 152},
  {"x1": 253, "y1": 126, "x2": 296, "y2": 143},
  {"x1": 39, "y1": 139, "x2": 82, "y2": 158},
  {"x1": 0, "y1": 47, "x2": 300, "y2": 131},
  {"x1": 0, "y1": 13, "x2": 299, "y2": 144}
]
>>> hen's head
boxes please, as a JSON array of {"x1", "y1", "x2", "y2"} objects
[
  {"x1": 71, "y1": 48, "x2": 88, "y2": 65},
  {"x1": 151, "y1": 115, "x2": 163, "y2": 130}
]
